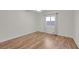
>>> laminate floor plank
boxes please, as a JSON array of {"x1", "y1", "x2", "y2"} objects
[{"x1": 0, "y1": 32, "x2": 78, "y2": 49}]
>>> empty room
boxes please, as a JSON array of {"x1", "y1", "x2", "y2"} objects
[{"x1": 0, "y1": 10, "x2": 79, "y2": 49}]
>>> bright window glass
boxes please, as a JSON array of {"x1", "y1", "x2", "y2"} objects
[
  {"x1": 45, "y1": 16, "x2": 56, "y2": 25},
  {"x1": 46, "y1": 17, "x2": 50, "y2": 21}
]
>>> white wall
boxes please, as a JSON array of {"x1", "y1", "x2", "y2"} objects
[
  {"x1": 0, "y1": 10, "x2": 38, "y2": 42},
  {"x1": 73, "y1": 11, "x2": 79, "y2": 47},
  {"x1": 39, "y1": 10, "x2": 74, "y2": 37},
  {"x1": 58, "y1": 10, "x2": 74, "y2": 37}
]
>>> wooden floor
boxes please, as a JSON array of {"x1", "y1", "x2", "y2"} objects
[{"x1": 0, "y1": 32, "x2": 78, "y2": 49}]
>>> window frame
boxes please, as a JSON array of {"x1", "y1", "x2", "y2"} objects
[{"x1": 45, "y1": 16, "x2": 56, "y2": 25}]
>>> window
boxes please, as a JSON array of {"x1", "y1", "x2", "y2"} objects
[
  {"x1": 46, "y1": 17, "x2": 50, "y2": 21},
  {"x1": 51, "y1": 17, "x2": 55, "y2": 21},
  {"x1": 45, "y1": 16, "x2": 56, "y2": 25}
]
